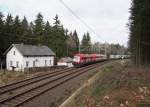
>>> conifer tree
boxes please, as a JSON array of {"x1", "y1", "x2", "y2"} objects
[
  {"x1": 66, "y1": 31, "x2": 79, "y2": 56},
  {"x1": 81, "y1": 33, "x2": 87, "y2": 53},
  {"x1": 52, "y1": 14, "x2": 67, "y2": 57},
  {"x1": 86, "y1": 32, "x2": 91, "y2": 53},
  {"x1": 4, "y1": 14, "x2": 14, "y2": 48},
  {"x1": 21, "y1": 16, "x2": 29, "y2": 43},
  {"x1": 129, "y1": 0, "x2": 150, "y2": 66},
  {"x1": 53, "y1": 14, "x2": 60, "y2": 28},
  {"x1": 33, "y1": 13, "x2": 44, "y2": 44},
  {"x1": 81, "y1": 32, "x2": 91, "y2": 53},
  {"x1": 72, "y1": 30, "x2": 79, "y2": 52},
  {"x1": 44, "y1": 21, "x2": 52, "y2": 45},
  {"x1": 0, "y1": 12, "x2": 82, "y2": 59},
  {"x1": 27, "y1": 22, "x2": 35, "y2": 44},
  {"x1": 13, "y1": 16, "x2": 22, "y2": 43},
  {"x1": 0, "y1": 12, "x2": 4, "y2": 58}
]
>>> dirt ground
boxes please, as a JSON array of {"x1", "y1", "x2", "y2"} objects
[{"x1": 73, "y1": 60, "x2": 150, "y2": 107}]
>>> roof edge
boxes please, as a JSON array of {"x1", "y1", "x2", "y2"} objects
[
  {"x1": 23, "y1": 54, "x2": 56, "y2": 56},
  {"x1": 3, "y1": 44, "x2": 14, "y2": 56},
  {"x1": 3, "y1": 44, "x2": 56, "y2": 56}
]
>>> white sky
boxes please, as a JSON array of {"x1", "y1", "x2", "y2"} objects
[{"x1": 0, "y1": 0, "x2": 131, "y2": 46}]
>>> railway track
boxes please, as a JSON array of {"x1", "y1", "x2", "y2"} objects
[
  {"x1": 0, "y1": 67, "x2": 69, "y2": 88},
  {"x1": 0, "y1": 62, "x2": 106, "y2": 107},
  {"x1": 0, "y1": 67, "x2": 73, "y2": 94}
]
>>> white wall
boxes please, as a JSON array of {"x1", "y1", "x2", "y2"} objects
[
  {"x1": 6, "y1": 47, "x2": 24, "y2": 71},
  {"x1": 6, "y1": 46, "x2": 54, "y2": 71},
  {"x1": 23, "y1": 56, "x2": 54, "y2": 69}
]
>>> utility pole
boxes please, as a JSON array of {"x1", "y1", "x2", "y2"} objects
[
  {"x1": 105, "y1": 42, "x2": 107, "y2": 55},
  {"x1": 99, "y1": 44, "x2": 101, "y2": 54},
  {"x1": 66, "y1": 43, "x2": 68, "y2": 57},
  {"x1": 65, "y1": 29, "x2": 68, "y2": 57},
  {"x1": 0, "y1": 62, "x2": 2, "y2": 71},
  {"x1": 78, "y1": 42, "x2": 80, "y2": 53}
]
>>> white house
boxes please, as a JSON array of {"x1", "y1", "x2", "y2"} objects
[{"x1": 4, "y1": 44, "x2": 55, "y2": 71}]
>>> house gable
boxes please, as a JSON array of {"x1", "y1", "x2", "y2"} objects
[{"x1": 6, "y1": 46, "x2": 24, "y2": 71}]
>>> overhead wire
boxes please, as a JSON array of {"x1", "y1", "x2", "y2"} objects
[{"x1": 58, "y1": 0, "x2": 105, "y2": 42}]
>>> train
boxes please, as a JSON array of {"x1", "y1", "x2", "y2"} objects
[
  {"x1": 73, "y1": 53, "x2": 130, "y2": 67},
  {"x1": 109, "y1": 54, "x2": 130, "y2": 59},
  {"x1": 73, "y1": 53, "x2": 107, "y2": 67}
]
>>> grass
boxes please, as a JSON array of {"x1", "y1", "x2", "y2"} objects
[
  {"x1": 71, "y1": 61, "x2": 150, "y2": 107},
  {"x1": 49, "y1": 102, "x2": 58, "y2": 107},
  {"x1": 0, "y1": 70, "x2": 26, "y2": 85},
  {"x1": 138, "y1": 101, "x2": 150, "y2": 107},
  {"x1": 0, "y1": 69, "x2": 50, "y2": 85}
]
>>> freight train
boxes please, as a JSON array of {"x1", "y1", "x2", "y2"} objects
[{"x1": 73, "y1": 53, "x2": 130, "y2": 67}]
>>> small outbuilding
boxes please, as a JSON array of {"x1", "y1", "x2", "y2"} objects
[
  {"x1": 4, "y1": 44, "x2": 55, "y2": 71},
  {"x1": 57, "y1": 57, "x2": 73, "y2": 67}
]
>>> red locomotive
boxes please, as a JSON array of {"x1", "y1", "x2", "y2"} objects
[{"x1": 73, "y1": 53, "x2": 107, "y2": 67}]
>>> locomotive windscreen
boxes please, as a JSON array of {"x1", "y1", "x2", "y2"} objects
[{"x1": 73, "y1": 56, "x2": 80, "y2": 62}]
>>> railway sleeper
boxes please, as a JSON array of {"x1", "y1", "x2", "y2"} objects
[
  {"x1": 0, "y1": 104, "x2": 9, "y2": 107},
  {"x1": 3, "y1": 102, "x2": 17, "y2": 107},
  {"x1": 23, "y1": 93, "x2": 36, "y2": 98},
  {"x1": 7, "y1": 99, "x2": 21, "y2": 104},
  {"x1": 15, "y1": 98, "x2": 26, "y2": 103}
]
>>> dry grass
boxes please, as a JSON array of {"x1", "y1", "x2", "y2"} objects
[
  {"x1": 72, "y1": 61, "x2": 150, "y2": 107},
  {"x1": 0, "y1": 69, "x2": 53, "y2": 86},
  {"x1": 0, "y1": 70, "x2": 27, "y2": 85}
]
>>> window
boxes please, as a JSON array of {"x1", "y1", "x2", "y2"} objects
[
  {"x1": 16, "y1": 61, "x2": 19, "y2": 68},
  {"x1": 35, "y1": 59, "x2": 38, "y2": 62},
  {"x1": 10, "y1": 61, "x2": 13, "y2": 66},
  {"x1": 33, "y1": 61, "x2": 36, "y2": 67},
  {"x1": 26, "y1": 61, "x2": 29, "y2": 67},
  {"x1": 13, "y1": 51, "x2": 15, "y2": 55},
  {"x1": 49, "y1": 60, "x2": 51, "y2": 65},
  {"x1": 73, "y1": 56, "x2": 80, "y2": 62},
  {"x1": 45, "y1": 60, "x2": 47, "y2": 66}
]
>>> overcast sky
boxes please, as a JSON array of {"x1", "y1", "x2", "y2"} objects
[{"x1": 0, "y1": 0, "x2": 131, "y2": 46}]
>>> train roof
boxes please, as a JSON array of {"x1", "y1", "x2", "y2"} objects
[{"x1": 74, "y1": 53, "x2": 106, "y2": 58}]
